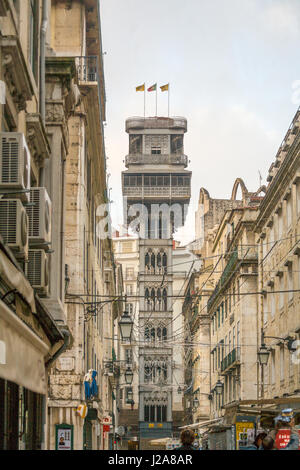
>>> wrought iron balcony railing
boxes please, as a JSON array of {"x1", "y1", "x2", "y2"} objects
[
  {"x1": 76, "y1": 56, "x2": 99, "y2": 83},
  {"x1": 220, "y1": 347, "x2": 240, "y2": 372}
]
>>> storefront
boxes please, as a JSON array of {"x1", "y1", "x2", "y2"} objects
[
  {"x1": 0, "y1": 242, "x2": 64, "y2": 450},
  {"x1": 0, "y1": 299, "x2": 51, "y2": 449}
]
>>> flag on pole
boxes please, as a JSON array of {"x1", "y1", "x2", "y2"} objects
[
  {"x1": 147, "y1": 83, "x2": 157, "y2": 92},
  {"x1": 136, "y1": 84, "x2": 145, "y2": 92},
  {"x1": 160, "y1": 84, "x2": 169, "y2": 92}
]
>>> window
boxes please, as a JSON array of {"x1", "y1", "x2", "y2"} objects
[
  {"x1": 279, "y1": 275, "x2": 284, "y2": 310},
  {"x1": 288, "y1": 263, "x2": 293, "y2": 301},
  {"x1": 125, "y1": 349, "x2": 133, "y2": 364},
  {"x1": 278, "y1": 210, "x2": 283, "y2": 239},
  {"x1": 263, "y1": 295, "x2": 268, "y2": 324},
  {"x1": 270, "y1": 286, "x2": 275, "y2": 318},
  {"x1": 236, "y1": 322, "x2": 240, "y2": 347},
  {"x1": 126, "y1": 267, "x2": 134, "y2": 280},
  {"x1": 280, "y1": 347, "x2": 285, "y2": 381},
  {"x1": 151, "y1": 147, "x2": 161, "y2": 155},
  {"x1": 126, "y1": 284, "x2": 133, "y2": 295},
  {"x1": 122, "y1": 242, "x2": 133, "y2": 253},
  {"x1": 271, "y1": 351, "x2": 275, "y2": 385},
  {"x1": 286, "y1": 196, "x2": 292, "y2": 228},
  {"x1": 171, "y1": 135, "x2": 183, "y2": 154},
  {"x1": 129, "y1": 135, "x2": 142, "y2": 154}
]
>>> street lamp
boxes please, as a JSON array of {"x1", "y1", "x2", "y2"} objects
[
  {"x1": 125, "y1": 368, "x2": 134, "y2": 385},
  {"x1": 258, "y1": 343, "x2": 270, "y2": 365},
  {"x1": 215, "y1": 380, "x2": 224, "y2": 395},
  {"x1": 118, "y1": 310, "x2": 133, "y2": 342},
  {"x1": 127, "y1": 389, "x2": 133, "y2": 402},
  {"x1": 193, "y1": 397, "x2": 199, "y2": 409}
]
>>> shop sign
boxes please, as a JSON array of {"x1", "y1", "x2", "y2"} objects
[
  {"x1": 275, "y1": 429, "x2": 291, "y2": 449},
  {"x1": 76, "y1": 404, "x2": 87, "y2": 419},
  {"x1": 236, "y1": 422, "x2": 255, "y2": 449},
  {"x1": 55, "y1": 424, "x2": 73, "y2": 450},
  {"x1": 102, "y1": 416, "x2": 112, "y2": 425}
]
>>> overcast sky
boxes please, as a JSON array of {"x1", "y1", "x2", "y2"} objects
[{"x1": 100, "y1": 0, "x2": 300, "y2": 244}]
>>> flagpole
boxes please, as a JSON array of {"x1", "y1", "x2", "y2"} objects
[
  {"x1": 156, "y1": 85, "x2": 158, "y2": 117},
  {"x1": 168, "y1": 83, "x2": 170, "y2": 118}
]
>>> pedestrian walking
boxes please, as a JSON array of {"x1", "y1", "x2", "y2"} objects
[{"x1": 177, "y1": 429, "x2": 197, "y2": 451}]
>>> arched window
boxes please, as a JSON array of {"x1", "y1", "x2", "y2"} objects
[
  {"x1": 145, "y1": 288, "x2": 150, "y2": 310},
  {"x1": 157, "y1": 326, "x2": 162, "y2": 341},
  {"x1": 151, "y1": 288, "x2": 156, "y2": 311},
  {"x1": 151, "y1": 327, "x2": 155, "y2": 342},
  {"x1": 157, "y1": 252, "x2": 162, "y2": 269},
  {"x1": 163, "y1": 289, "x2": 167, "y2": 311},
  {"x1": 162, "y1": 253, "x2": 167, "y2": 268},
  {"x1": 162, "y1": 327, "x2": 167, "y2": 341},
  {"x1": 151, "y1": 253, "x2": 155, "y2": 271},
  {"x1": 144, "y1": 326, "x2": 150, "y2": 341},
  {"x1": 145, "y1": 252, "x2": 150, "y2": 270}
]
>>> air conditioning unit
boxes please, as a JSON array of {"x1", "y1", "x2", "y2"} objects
[
  {"x1": 0, "y1": 133, "x2": 31, "y2": 202},
  {"x1": 0, "y1": 199, "x2": 28, "y2": 258},
  {"x1": 27, "y1": 249, "x2": 49, "y2": 296},
  {"x1": 26, "y1": 187, "x2": 52, "y2": 247}
]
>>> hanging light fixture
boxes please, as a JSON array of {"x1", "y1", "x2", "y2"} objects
[
  {"x1": 215, "y1": 380, "x2": 224, "y2": 395},
  {"x1": 193, "y1": 397, "x2": 199, "y2": 409},
  {"x1": 258, "y1": 343, "x2": 270, "y2": 365},
  {"x1": 125, "y1": 367, "x2": 134, "y2": 385},
  {"x1": 127, "y1": 388, "x2": 133, "y2": 402},
  {"x1": 118, "y1": 310, "x2": 134, "y2": 342}
]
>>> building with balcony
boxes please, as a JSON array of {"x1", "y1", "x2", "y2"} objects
[
  {"x1": 44, "y1": 0, "x2": 119, "y2": 451},
  {"x1": 0, "y1": 0, "x2": 68, "y2": 450},
  {"x1": 208, "y1": 186, "x2": 262, "y2": 423},
  {"x1": 255, "y1": 106, "x2": 300, "y2": 405}
]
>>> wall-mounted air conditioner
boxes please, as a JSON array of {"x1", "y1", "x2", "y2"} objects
[
  {"x1": 27, "y1": 249, "x2": 49, "y2": 296},
  {"x1": 0, "y1": 199, "x2": 28, "y2": 258},
  {"x1": 0, "y1": 133, "x2": 31, "y2": 202},
  {"x1": 26, "y1": 187, "x2": 52, "y2": 247}
]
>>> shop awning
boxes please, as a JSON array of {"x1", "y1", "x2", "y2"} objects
[
  {"x1": 178, "y1": 418, "x2": 223, "y2": 430},
  {"x1": 0, "y1": 300, "x2": 49, "y2": 394},
  {"x1": 0, "y1": 248, "x2": 36, "y2": 313}
]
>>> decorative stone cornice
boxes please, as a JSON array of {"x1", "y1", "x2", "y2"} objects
[
  {"x1": 26, "y1": 113, "x2": 51, "y2": 167},
  {"x1": 45, "y1": 57, "x2": 77, "y2": 151},
  {"x1": 1, "y1": 35, "x2": 34, "y2": 111}
]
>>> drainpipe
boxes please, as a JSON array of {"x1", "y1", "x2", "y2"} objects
[
  {"x1": 45, "y1": 328, "x2": 71, "y2": 369},
  {"x1": 39, "y1": 0, "x2": 48, "y2": 187},
  {"x1": 40, "y1": 0, "x2": 48, "y2": 123}
]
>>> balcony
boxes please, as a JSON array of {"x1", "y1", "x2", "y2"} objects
[
  {"x1": 220, "y1": 347, "x2": 240, "y2": 373},
  {"x1": 76, "y1": 56, "x2": 99, "y2": 83},
  {"x1": 125, "y1": 154, "x2": 188, "y2": 167},
  {"x1": 207, "y1": 246, "x2": 258, "y2": 311},
  {"x1": 123, "y1": 186, "x2": 191, "y2": 199}
]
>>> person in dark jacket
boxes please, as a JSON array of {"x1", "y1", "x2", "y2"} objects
[
  {"x1": 177, "y1": 429, "x2": 197, "y2": 450},
  {"x1": 240, "y1": 432, "x2": 267, "y2": 450}
]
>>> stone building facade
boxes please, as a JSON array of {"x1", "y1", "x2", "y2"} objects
[
  {"x1": 46, "y1": 0, "x2": 119, "y2": 451},
  {"x1": 0, "y1": 0, "x2": 67, "y2": 450},
  {"x1": 255, "y1": 106, "x2": 300, "y2": 403}
]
